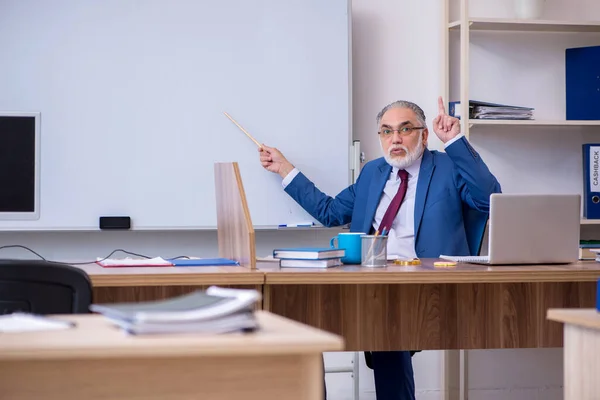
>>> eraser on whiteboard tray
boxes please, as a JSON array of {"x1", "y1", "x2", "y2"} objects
[{"x1": 99, "y1": 216, "x2": 131, "y2": 230}]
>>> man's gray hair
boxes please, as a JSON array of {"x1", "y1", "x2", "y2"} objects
[{"x1": 376, "y1": 100, "x2": 426, "y2": 127}]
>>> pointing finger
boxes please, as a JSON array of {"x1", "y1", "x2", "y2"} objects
[{"x1": 438, "y1": 96, "x2": 446, "y2": 115}]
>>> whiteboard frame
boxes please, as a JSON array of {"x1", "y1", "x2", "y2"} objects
[
  {"x1": 0, "y1": 0, "x2": 352, "y2": 231},
  {"x1": 0, "y1": 111, "x2": 41, "y2": 221}
]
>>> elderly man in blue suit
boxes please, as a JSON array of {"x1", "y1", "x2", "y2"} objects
[{"x1": 258, "y1": 97, "x2": 501, "y2": 400}]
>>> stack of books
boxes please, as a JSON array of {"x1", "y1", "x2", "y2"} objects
[
  {"x1": 89, "y1": 286, "x2": 261, "y2": 335},
  {"x1": 272, "y1": 247, "x2": 344, "y2": 268},
  {"x1": 579, "y1": 240, "x2": 600, "y2": 260}
]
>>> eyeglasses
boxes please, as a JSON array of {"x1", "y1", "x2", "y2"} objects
[{"x1": 378, "y1": 126, "x2": 425, "y2": 137}]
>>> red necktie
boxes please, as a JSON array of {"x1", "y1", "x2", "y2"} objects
[{"x1": 378, "y1": 169, "x2": 409, "y2": 233}]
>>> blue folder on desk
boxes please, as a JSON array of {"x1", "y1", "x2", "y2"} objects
[{"x1": 168, "y1": 258, "x2": 239, "y2": 267}]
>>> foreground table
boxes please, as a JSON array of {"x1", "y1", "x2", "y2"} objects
[
  {"x1": 0, "y1": 311, "x2": 344, "y2": 400},
  {"x1": 260, "y1": 259, "x2": 600, "y2": 351},
  {"x1": 74, "y1": 263, "x2": 264, "y2": 305},
  {"x1": 547, "y1": 308, "x2": 600, "y2": 400}
]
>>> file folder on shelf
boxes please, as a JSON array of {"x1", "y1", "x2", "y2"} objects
[
  {"x1": 566, "y1": 45, "x2": 600, "y2": 121},
  {"x1": 448, "y1": 100, "x2": 533, "y2": 120},
  {"x1": 582, "y1": 143, "x2": 600, "y2": 219}
]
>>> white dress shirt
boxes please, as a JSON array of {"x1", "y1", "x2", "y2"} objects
[
  {"x1": 373, "y1": 157, "x2": 421, "y2": 258},
  {"x1": 281, "y1": 133, "x2": 465, "y2": 258}
]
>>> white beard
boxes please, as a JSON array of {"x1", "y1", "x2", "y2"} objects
[{"x1": 381, "y1": 134, "x2": 424, "y2": 170}]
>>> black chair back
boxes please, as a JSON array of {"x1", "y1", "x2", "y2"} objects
[{"x1": 0, "y1": 259, "x2": 92, "y2": 315}]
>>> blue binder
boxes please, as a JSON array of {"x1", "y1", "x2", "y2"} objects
[
  {"x1": 597, "y1": 279, "x2": 600, "y2": 312},
  {"x1": 168, "y1": 258, "x2": 239, "y2": 266},
  {"x1": 566, "y1": 45, "x2": 600, "y2": 120},
  {"x1": 582, "y1": 144, "x2": 600, "y2": 219}
]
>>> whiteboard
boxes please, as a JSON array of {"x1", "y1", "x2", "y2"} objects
[{"x1": 0, "y1": 0, "x2": 351, "y2": 230}]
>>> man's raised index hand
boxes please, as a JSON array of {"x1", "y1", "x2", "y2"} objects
[
  {"x1": 438, "y1": 96, "x2": 447, "y2": 115},
  {"x1": 432, "y1": 96, "x2": 460, "y2": 143}
]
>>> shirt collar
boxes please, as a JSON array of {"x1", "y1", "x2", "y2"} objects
[{"x1": 391, "y1": 154, "x2": 422, "y2": 180}]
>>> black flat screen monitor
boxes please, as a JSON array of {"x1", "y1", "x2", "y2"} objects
[{"x1": 0, "y1": 112, "x2": 40, "y2": 220}]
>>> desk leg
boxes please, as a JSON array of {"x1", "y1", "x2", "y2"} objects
[{"x1": 563, "y1": 324, "x2": 600, "y2": 400}]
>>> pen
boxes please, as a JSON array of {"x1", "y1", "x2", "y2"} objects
[{"x1": 278, "y1": 223, "x2": 315, "y2": 228}]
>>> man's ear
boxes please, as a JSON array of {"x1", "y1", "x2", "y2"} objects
[{"x1": 422, "y1": 129, "x2": 429, "y2": 147}]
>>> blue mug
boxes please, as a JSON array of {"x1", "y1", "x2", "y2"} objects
[{"x1": 330, "y1": 232, "x2": 366, "y2": 264}]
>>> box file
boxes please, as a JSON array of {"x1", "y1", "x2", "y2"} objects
[{"x1": 582, "y1": 143, "x2": 600, "y2": 219}]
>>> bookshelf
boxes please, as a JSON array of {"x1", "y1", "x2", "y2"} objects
[
  {"x1": 580, "y1": 218, "x2": 600, "y2": 225},
  {"x1": 442, "y1": 0, "x2": 600, "y2": 139},
  {"x1": 469, "y1": 119, "x2": 600, "y2": 127},
  {"x1": 441, "y1": 3, "x2": 600, "y2": 396},
  {"x1": 448, "y1": 18, "x2": 600, "y2": 33}
]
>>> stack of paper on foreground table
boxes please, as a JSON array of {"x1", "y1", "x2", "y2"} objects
[{"x1": 90, "y1": 286, "x2": 261, "y2": 335}]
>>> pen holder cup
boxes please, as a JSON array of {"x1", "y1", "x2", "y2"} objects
[{"x1": 361, "y1": 235, "x2": 388, "y2": 267}]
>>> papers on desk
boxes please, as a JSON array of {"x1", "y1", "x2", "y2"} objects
[
  {"x1": 96, "y1": 257, "x2": 173, "y2": 267},
  {"x1": 90, "y1": 286, "x2": 261, "y2": 335},
  {"x1": 585, "y1": 249, "x2": 600, "y2": 262},
  {"x1": 95, "y1": 257, "x2": 239, "y2": 267},
  {"x1": 0, "y1": 313, "x2": 75, "y2": 333}
]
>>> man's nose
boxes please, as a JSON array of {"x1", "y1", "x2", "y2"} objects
[{"x1": 392, "y1": 132, "x2": 403, "y2": 143}]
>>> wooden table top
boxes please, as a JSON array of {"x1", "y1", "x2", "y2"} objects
[
  {"x1": 0, "y1": 311, "x2": 344, "y2": 361},
  {"x1": 73, "y1": 263, "x2": 264, "y2": 287},
  {"x1": 72, "y1": 259, "x2": 600, "y2": 287},
  {"x1": 547, "y1": 308, "x2": 600, "y2": 330},
  {"x1": 258, "y1": 259, "x2": 600, "y2": 284}
]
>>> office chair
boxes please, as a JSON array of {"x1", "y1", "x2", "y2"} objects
[
  {"x1": 463, "y1": 205, "x2": 489, "y2": 257},
  {"x1": 363, "y1": 206, "x2": 489, "y2": 370},
  {"x1": 0, "y1": 259, "x2": 93, "y2": 315}
]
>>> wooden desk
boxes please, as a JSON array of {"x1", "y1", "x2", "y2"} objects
[
  {"x1": 0, "y1": 311, "x2": 344, "y2": 400},
  {"x1": 74, "y1": 263, "x2": 264, "y2": 305},
  {"x1": 547, "y1": 309, "x2": 600, "y2": 400},
  {"x1": 260, "y1": 259, "x2": 600, "y2": 351}
]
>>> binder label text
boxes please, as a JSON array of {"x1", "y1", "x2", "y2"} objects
[{"x1": 590, "y1": 147, "x2": 600, "y2": 191}]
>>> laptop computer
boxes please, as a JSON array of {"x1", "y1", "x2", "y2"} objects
[{"x1": 440, "y1": 193, "x2": 581, "y2": 265}]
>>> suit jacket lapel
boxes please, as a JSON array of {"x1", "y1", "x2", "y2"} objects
[
  {"x1": 362, "y1": 160, "x2": 392, "y2": 233},
  {"x1": 414, "y1": 149, "x2": 435, "y2": 238}
]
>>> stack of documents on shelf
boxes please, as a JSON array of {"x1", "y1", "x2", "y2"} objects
[
  {"x1": 90, "y1": 286, "x2": 261, "y2": 335},
  {"x1": 449, "y1": 100, "x2": 534, "y2": 120},
  {"x1": 272, "y1": 247, "x2": 344, "y2": 268}
]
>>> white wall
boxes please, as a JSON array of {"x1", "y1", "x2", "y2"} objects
[{"x1": 2, "y1": 0, "x2": 599, "y2": 399}]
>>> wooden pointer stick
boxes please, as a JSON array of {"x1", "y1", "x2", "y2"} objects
[{"x1": 223, "y1": 112, "x2": 263, "y2": 148}]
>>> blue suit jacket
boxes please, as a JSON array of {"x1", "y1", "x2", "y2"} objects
[{"x1": 284, "y1": 136, "x2": 502, "y2": 258}]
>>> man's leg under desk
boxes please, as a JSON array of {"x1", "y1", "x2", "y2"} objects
[{"x1": 371, "y1": 351, "x2": 415, "y2": 400}]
